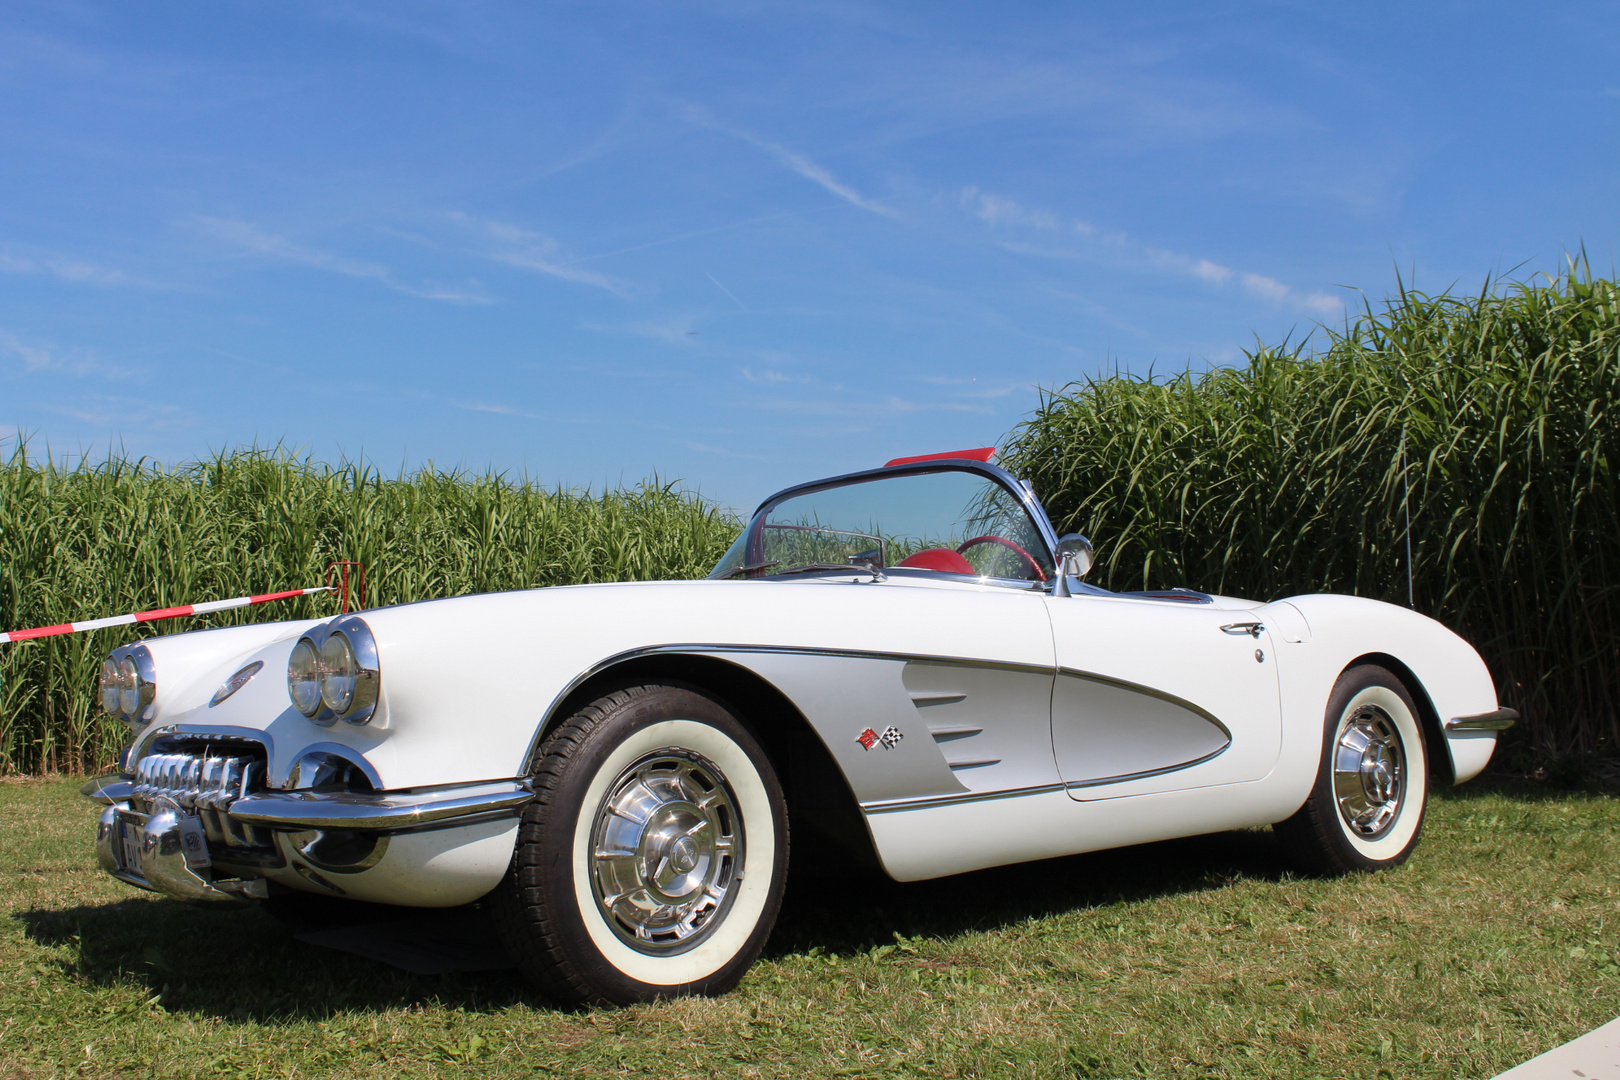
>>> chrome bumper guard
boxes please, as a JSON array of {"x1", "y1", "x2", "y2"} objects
[
  {"x1": 94, "y1": 799, "x2": 264, "y2": 904},
  {"x1": 85, "y1": 776, "x2": 532, "y2": 904},
  {"x1": 1445, "y1": 708, "x2": 1519, "y2": 733}
]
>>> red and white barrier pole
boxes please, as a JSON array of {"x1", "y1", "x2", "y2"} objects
[{"x1": 0, "y1": 587, "x2": 331, "y2": 644}]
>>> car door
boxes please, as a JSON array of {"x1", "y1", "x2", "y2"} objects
[{"x1": 1043, "y1": 591, "x2": 1283, "y2": 801}]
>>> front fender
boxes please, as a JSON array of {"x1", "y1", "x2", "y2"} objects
[{"x1": 1272, "y1": 594, "x2": 1503, "y2": 785}]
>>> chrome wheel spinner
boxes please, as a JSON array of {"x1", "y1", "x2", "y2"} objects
[
  {"x1": 589, "y1": 750, "x2": 743, "y2": 954},
  {"x1": 1332, "y1": 705, "x2": 1406, "y2": 838}
]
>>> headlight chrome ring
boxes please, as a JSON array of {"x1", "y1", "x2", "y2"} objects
[
  {"x1": 287, "y1": 615, "x2": 380, "y2": 725},
  {"x1": 100, "y1": 645, "x2": 156, "y2": 724}
]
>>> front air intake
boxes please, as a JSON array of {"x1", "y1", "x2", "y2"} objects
[{"x1": 130, "y1": 737, "x2": 273, "y2": 852}]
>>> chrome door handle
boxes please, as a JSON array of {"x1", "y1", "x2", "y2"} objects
[{"x1": 1220, "y1": 622, "x2": 1264, "y2": 638}]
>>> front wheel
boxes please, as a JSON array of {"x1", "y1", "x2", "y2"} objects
[
  {"x1": 1274, "y1": 664, "x2": 1429, "y2": 875},
  {"x1": 489, "y1": 684, "x2": 788, "y2": 1005}
]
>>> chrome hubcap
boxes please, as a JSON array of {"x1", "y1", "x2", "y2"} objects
[
  {"x1": 1332, "y1": 705, "x2": 1406, "y2": 837},
  {"x1": 589, "y1": 749, "x2": 743, "y2": 954}
]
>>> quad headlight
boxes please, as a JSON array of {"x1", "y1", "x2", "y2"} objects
[
  {"x1": 98, "y1": 646, "x2": 156, "y2": 723},
  {"x1": 287, "y1": 638, "x2": 323, "y2": 716},
  {"x1": 287, "y1": 615, "x2": 380, "y2": 724},
  {"x1": 98, "y1": 658, "x2": 121, "y2": 715}
]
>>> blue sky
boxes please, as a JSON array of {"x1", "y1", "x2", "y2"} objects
[{"x1": 2, "y1": 2, "x2": 1616, "y2": 509}]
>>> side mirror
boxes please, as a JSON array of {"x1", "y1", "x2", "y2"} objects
[{"x1": 1052, "y1": 534, "x2": 1094, "y2": 597}]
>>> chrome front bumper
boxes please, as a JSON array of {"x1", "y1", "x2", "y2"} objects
[{"x1": 86, "y1": 776, "x2": 532, "y2": 904}]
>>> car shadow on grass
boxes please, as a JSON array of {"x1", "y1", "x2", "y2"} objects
[
  {"x1": 16, "y1": 826, "x2": 1292, "y2": 1021},
  {"x1": 769, "y1": 826, "x2": 1289, "y2": 960}
]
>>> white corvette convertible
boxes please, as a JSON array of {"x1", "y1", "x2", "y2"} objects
[{"x1": 83, "y1": 448, "x2": 1514, "y2": 1004}]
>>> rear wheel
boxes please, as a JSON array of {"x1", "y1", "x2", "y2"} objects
[
  {"x1": 1275, "y1": 665, "x2": 1429, "y2": 875},
  {"x1": 489, "y1": 684, "x2": 788, "y2": 1005}
]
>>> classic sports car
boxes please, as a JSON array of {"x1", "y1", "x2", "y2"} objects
[{"x1": 83, "y1": 448, "x2": 1515, "y2": 1004}]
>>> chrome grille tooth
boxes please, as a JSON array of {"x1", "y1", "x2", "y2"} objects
[
  {"x1": 216, "y1": 758, "x2": 244, "y2": 811},
  {"x1": 239, "y1": 760, "x2": 260, "y2": 802},
  {"x1": 129, "y1": 746, "x2": 267, "y2": 845}
]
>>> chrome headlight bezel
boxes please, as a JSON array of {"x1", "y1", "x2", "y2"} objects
[
  {"x1": 100, "y1": 644, "x2": 156, "y2": 724},
  {"x1": 287, "y1": 615, "x2": 380, "y2": 725}
]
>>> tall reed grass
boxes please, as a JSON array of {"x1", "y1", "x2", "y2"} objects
[
  {"x1": 1002, "y1": 267, "x2": 1620, "y2": 769},
  {"x1": 0, "y1": 448, "x2": 739, "y2": 773}
]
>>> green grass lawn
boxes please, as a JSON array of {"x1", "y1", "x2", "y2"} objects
[{"x1": 2, "y1": 777, "x2": 1616, "y2": 1079}]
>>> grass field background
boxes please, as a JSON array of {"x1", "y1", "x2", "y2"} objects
[{"x1": 2, "y1": 777, "x2": 1616, "y2": 1078}]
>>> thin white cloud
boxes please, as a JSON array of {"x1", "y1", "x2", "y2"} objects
[
  {"x1": 959, "y1": 186, "x2": 1340, "y2": 316},
  {"x1": 1241, "y1": 272, "x2": 1290, "y2": 303},
  {"x1": 707, "y1": 273, "x2": 749, "y2": 313},
  {"x1": 740, "y1": 367, "x2": 809, "y2": 384},
  {"x1": 921, "y1": 376, "x2": 1020, "y2": 399},
  {"x1": 454, "y1": 401, "x2": 538, "y2": 418},
  {"x1": 959, "y1": 186, "x2": 1059, "y2": 230},
  {"x1": 48, "y1": 395, "x2": 193, "y2": 432},
  {"x1": 0, "y1": 331, "x2": 137, "y2": 379},
  {"x1": 0, "y1": 248, "x2": 155, "y2": 287},
  {"x1": 681, "y1": 104, "x2": 896, "y2": 217},
  {"x1": 754, "y1": 395, "x2": 991, "y2": 418},
  {"x1": 1145, "y1": 247, "x2": 1234, "y2": 286},
  {"x1": 452, "y1": 212, "x2": 628, "y2": 296},
  {"x1": 194, "y1": 217, "x2": 493, "y2": 304},
  {"x1": 448, "y1": 400, "x2": 591, "y2": 424},
  {"x1": 586, "y1": 316, "x2": 700, "y2": 343}
]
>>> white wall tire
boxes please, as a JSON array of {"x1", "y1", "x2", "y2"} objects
[
  {"x1": 489, "y1": 684, "x2": 788, "y2": 1004},
  {"x1": 1275, "y1": 665, "x2": 1429, "y2": 875}
]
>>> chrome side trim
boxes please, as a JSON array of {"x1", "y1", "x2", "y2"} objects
[
  {"x1": 861, "y1": 782, "x2": 1067, "y2": 814},
  {"x1": 1445, "y1": 708, "x2": 1518, "y2": 732},
  {"x1": 1062, "y1": 744, "x2": 1233, "y2": 790},
  {"x1": 229, "y1": 779, "x2": 531, "y2": 831}
]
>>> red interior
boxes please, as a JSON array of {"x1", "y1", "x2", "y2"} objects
[{"x1": 897, "y1": 548, "x2": 976, "y2": 574}]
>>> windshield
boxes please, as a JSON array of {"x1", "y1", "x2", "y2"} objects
[{"x1": 710, "y1": 467, "x2": 1054, "y2": 583}]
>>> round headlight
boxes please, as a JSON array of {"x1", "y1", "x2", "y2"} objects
[
  {"x1": 287, "y1": 637, "x2": 323, "y2": 717},
  {"x1": 319, "y1": 632, "x2": 357, "y2": 713},
  {"x1": 99, "y1": 658, "x2": 121, "y2": 715},
  {"x1": 117, "y1": 656, "x2": 140, "y2": 715}
]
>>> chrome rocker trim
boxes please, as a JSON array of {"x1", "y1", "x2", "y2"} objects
[
  {"x1": 228, "y1": 779, "x2": 533, "y2": 831},
  {"x1": 1445, "y1": 708, "x2": 1519, "y2": 732}
]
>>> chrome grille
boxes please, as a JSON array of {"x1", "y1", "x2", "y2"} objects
[{"x1": 131, "y1": 747, "x2": 271, "y2": 850}]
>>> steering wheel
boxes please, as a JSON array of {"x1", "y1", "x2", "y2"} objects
[{"x1": 956, "y1": 535, "x2": 1047, "y2": 582}]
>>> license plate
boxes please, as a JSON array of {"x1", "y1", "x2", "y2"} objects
[
  {"x1": 176, "y1": 815, "x2": 211, "y2": 868},
  {"x1": 116, "y1": 815, "x2": 143, "y2": 877}
]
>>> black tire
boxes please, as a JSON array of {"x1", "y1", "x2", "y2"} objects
[
  {"x1": 1274, "y1": 664, "x2": 1429, "y2": 875},
  {"x1": 488, "y1": 684, "x2": 789, "y2": 1005}
]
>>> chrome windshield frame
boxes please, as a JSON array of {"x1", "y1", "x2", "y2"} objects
[{"x1": 709, "y1": 458, "x2": 1061, "y2": 581}]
